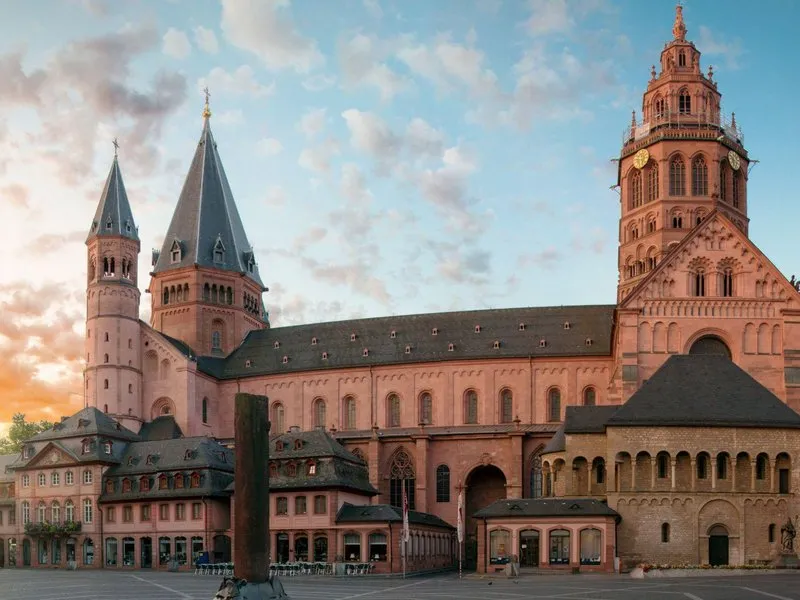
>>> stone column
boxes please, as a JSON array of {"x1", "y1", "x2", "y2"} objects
[
  {"x1": 228, "y1": 392, "x2": 288, "y2": 599},
  {"x1": 711, "y1": 457, "x2": 717, "y2": 491},
  {"x1": 650, "y1": 457, "x2": 656, "y2": 490},
  {"x1": 631, "y1": 460, "x2": 637, "y2": 492},
  {"x1": 751, "y1": 461, "x2": 756, "y2": 492},
  {"x1": 731, "y1": 457, "x2": 738, "y2": 491},
  {"x1": 769, "y1": 458, "x2": 775, "y2": 493},
  {"x1": 690, "y1": 459, "x2": 696, "y2": 492},
  {"x1": 670, "y1": 458, "x2": 677, "y2": 491}
]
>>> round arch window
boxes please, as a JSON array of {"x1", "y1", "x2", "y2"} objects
[{"x1": 689, "y1": 335, "x2": 731, "y2": 358}]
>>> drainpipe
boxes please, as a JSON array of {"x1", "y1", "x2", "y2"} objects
[
  {"x1": 388, "y1": 522, "x2": 393, "y2": 574},
  {"x1": 203, "y1": 497, "x2": 209, "y2": 561},
  {"x1": 99, "y1": 501, "x2": 105, "y2": 569},
  {"x1": 528, "y1": 356, "x2": 534, "y2": 423}
]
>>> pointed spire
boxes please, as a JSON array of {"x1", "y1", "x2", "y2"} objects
[
  {"x1": 87, "y1": 141, "x2": 138, "y2": 242},
  {"x1": 673, "y1": 2, "x2": 687, "y2": 42},
  {"x1": 153, "y1": 103, "x2": 263, "y2": 287}
]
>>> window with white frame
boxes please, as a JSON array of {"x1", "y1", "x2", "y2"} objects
[
  {"x1": 65, "y1": 471, "x2": 74, "y2": 485},
  {"x1": 21, "y1": 501, "x2": 30, "y2": 524},
  {"x1": 83, "y1": 498, "x2": 93, "y2": 523},
  {"x1": 83, "y1": 469, "x2": 93, "y2": 484},
  {"x1": 38, "y1": 473, "x2": 46, "y2": 486},
  {"x1": 51, "y1": 472, "x2": 60, "y2": 486},
  {"x1": 22, "y1": 474, "x2": 29, "y2": 488}
]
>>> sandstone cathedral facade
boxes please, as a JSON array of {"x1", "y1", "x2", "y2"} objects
[{"x1": 0, "y1": 5, "x2": 798, "y2": 573}]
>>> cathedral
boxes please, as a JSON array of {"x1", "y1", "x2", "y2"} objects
[{"x1": 1, "y1": 5, "x2": 799, "y2": 574}]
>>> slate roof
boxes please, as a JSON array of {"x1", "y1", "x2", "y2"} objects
[
  {"x1": 138, "y1": 416, "x2": 184, "y2": 441},
  {"x1": 563, "y1": 406, "x2": 620, "y2": 434},
  {"x1": 607, "y1": 355, "x2": 800, "y2": 428},
  {"x1": 474, "y1": 498, "x2": 619, "y2": 519},
  {"x1": 332, "y1": 424, "x2": 560, "y2": 440},
  {"x1": 99, "y1": 437, "x2": 234, "y2": 502},
  {"x1": 87, "y1": 156, "x2": 138, "y2": 242},
  {"x1": 152, "y1": 116, "x2": 264, "y2": 288},
  {"x1": 542, "y1": 425, "x2": 565, "y2": 453},
  {"x1": 336, "y1": 503, "x2": 455, "y2": 529},
  {"x1": 212, "y1": 305, "x2": 615, "y2": 378},
  {"x1": 31, "y1": 407, "x2": 139, "y2": 443},
  {"x1": 268, "y1": 429, "x2": 377, "y2": 495}
]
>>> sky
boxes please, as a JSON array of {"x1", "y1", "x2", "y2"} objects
[{"x1": 0, "y1": 0, "x2": 798, "y2": 427}]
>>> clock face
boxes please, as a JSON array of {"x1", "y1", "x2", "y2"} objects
[
  {"x1": 633, "y1": 149, "x2": 650, "y2": 170},
  {"x1": 728, "y1": 151, "x2": 741, "y2": 171}
]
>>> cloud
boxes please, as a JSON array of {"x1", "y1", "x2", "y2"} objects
[
  {"x1": 302, "y1": 74, "x2": 336, "y2": 92},
  {"x1": 363, "y1": 0, "x2": 383, "y2": 18},
  {"x1": 2, "y1": 183, "x2": 29, "y2": 208},
  {"x1": 198, "y1": 65, "x2": 274, "y2": 97},
  {"x1": 338, "y1": 33, "x2": 410, "y2": 101},
  {"x1": 518, "y1": 247, "x2": 563, "y2": 270},
  {"x1": 0, "y1": 282, "x2": 85, "y2": 422},
  {"x1": 298, "y1": 108, "x2": 327, "y2": 138},
  {"x1": 162, "y1": 28, "x2": 191, "y2": 59},
  {"x1": 266, "y1": 282, "x2": 354, "y2": 326},
  {"x1": 341, "y1": 109, "x2": 400, "y2": 159},
  {"x1": 697, "y1": 25, "x2": 744, "y2": 70},
  {"x1": 216, "y1": 109, "x2": 244, "y2": 125},
  {"x1": 257, "y1": 137, "x2": 283, "y2": 156},
  {"x1": 220, "y1": 0, "x2": 324, "y2": 72},
  {"x1": 0, "y1": 24, "x2": 187, "y2": 182},
  {"x1": 194, "y1": 26, "x2": 219, "y2": 54},
  {"x1": 524, "y1": 0, "x2": 573, "y2": 35},
  {"x1": 405, "y1": 118, "x2": 445, "y2": 157},
  {"x1": 298, "y1": 138, "x2": 340, "y2": 173},
  {"x1": 28, "y1": 231, "x2": 86, "y2": 254},
  {"x1": 291, "y1": 226, "x2": 328, "y2": 252},
  {"x1": 264, "y1": 185, "x2": 286, "y2": 207}
]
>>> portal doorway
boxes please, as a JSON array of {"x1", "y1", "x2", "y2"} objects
[
  {"x1": 689, "y1": 335, "x2": 731, "y2": 358},
  {"x1": 708, "y1": 525, "x2": 729, "y2": 566},
  {"x1": 140, "y1": 537, "x2": 153, "y2": 568},
  {"x1": 519, "y1": 530, "x2": 540, "y2": 568},
  {"x1": 465, "y1": 464, "x2": 507, "y2": 570}
]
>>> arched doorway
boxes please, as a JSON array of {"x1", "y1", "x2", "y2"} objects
[
  {"x1": 708, "y1": 525, "x2": 729, "y2": 566},
  {"x1": 519, "y1": 530, "x2": 539, "y2": 568},
  {"x1": 689, "y1": 335, "x2": 731, "y2": 358},
  {"x1": 465, "y1": 464, "x2": 507, "y2": 570},
  {"x1": 22, "y1": 539, "x2": 30, "y2": 567}
]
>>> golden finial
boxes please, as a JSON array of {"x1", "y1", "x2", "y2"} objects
[
  {"x1": 202, "y1": 86, "x2": 212, "y2": 120},
  {"x1": 112, "y1": 138, "x2": 119, "y2": 158},
  {"x1": 673, "y1": 2, "x2": 687, "y2": 41}
]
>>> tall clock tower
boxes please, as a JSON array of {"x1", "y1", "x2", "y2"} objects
[{"x1": 616, "y1": 4, "x2": 750, "y2": 302}]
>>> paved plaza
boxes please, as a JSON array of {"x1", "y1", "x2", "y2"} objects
[{"x1": 2, "y1": 569, "x2": 800, "y2": 600}]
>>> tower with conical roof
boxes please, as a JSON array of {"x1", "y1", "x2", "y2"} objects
[
  {"x1": 85, "y1": 142, "x2": 143, "y2": 432},
  {"x1": 616, "y1": 4, "x2": 749, "y2": 302},
  {"x1": 148, "y1": 92, "x2": 267, "y2": 356}
]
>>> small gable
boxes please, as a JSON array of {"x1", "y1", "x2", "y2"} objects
[{"x1": 621, "y1": 211, "x2": 800, "y2": 309}]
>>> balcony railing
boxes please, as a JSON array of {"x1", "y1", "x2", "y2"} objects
[
  {"x1": 24, "y1": 520, "x2": 82, "y2": 538},
  {"x1": 622, "y1": 111, "x2": 743, "y2": 148}
]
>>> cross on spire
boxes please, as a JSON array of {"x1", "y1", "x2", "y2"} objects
[
  {"x1": 112, "y1": 137, "x2": 119, "y2": 157},
  {"x1": 202, "y1": 86, "x2": 212, "y2": 120}
]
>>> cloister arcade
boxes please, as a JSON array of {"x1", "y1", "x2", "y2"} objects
[{"x1": 542, "y1": 451, "x2": 792, "y2": 496}]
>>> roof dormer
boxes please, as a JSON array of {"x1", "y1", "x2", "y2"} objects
[
  {"x1": 212, "y1": 235, "x2": 226, "y2": 264},
  {"x1": 170, "y1": 239, "x2": 182, "y2": 264}
]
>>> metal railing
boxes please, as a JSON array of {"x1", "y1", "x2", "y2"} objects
[{"x1": 622, "y1": 111, "x2": 743, "y2": 147}]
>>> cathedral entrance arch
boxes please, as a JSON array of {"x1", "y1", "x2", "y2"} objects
[
  {"x1": 689, "y1": 335, "x2": 731, "y2": 358},
  {"x1": 464, "y1": 464, "x2": 507, "y2": 570},
  {"x1": 708, "y1": 525, "x2": 729, "y2": 566}
]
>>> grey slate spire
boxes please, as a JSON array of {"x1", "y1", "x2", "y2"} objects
[
  {"x1": 87, "y1": 145, "x2": 138, "y2": 242},
  {"x1": 152, "y1": 96, "x2": 264, "y2": 288}
]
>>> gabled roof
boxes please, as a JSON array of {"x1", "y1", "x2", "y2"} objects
[
  {"x1": 138, "y1": 416, "x2": 184, "y2": 441},
  {"x1": 32, "y1": 407, "x2": 139, "y2": 443},
  {"x1": 215, "y1": 304, "x2": 615, "y2": 379},
  {"x1": 86, "y1": 156, "x2": 138, "y2": 242},
  {"x1": 607, "y1": 355, "x2": 800, "y2": 428},
  {"x1": 336, "y1": 503, "x2": 454, "y2": 529},
  {"x1": 620, "y1": 210, "x2": 800, "y2": 309},
  {"x1": 474, "y1": 498, "x2": 619, "y2": 519},
  {"x1": 542, "y1": 425, "x2": 565, "y2": 453},
  {"x1": 152, "y1": 116, "x2": 263, "y2": 287},
  {"x1": 563, "y1": 405, "x2": 620, "y2": 434}
]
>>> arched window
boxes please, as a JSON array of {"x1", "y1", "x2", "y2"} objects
[
  {"x1": 499, "y1": 389, "x2": 513, "y2": 423},
  {"x1": 769, "y1": 523, "x2": 776, "y2": 543},
  {"x1": 203, "y1": 283, "x2": 210, "y2": 301},
  {"x1": 343, "y1": 396, "x2": 356, "y2": 430},
  {"x1": 109, "y1": 257, "x2": 115, "y2": 275},
  {"x1": 692, "y1": 156, "x2": 708, "y2": 196},
  {"x1": 722, "y1": 268, "x2": 734, "y2": 297},
  {"x1": 37, "y1": 501, "x2": 46, "y2": 523},
  {"x1": 226, "y1": 287, "x2": 233, "y2": 305},
  {"x1": 211, "y1": 331, "x2": 221, "y2": 351},
  {"x1": 756, "y1": 454, "x2": 768, "y2": 479},
  {"x1": 103, "y1": 353, "x2": 109, "y2": 364},
  {"x1": 83, "y1": 498, "x2": 93, "y2": 523},
  {"x1": 211, "y1": 284, "x2": 218, "y2": 303},
  {"x1": 530, "y1": 449, "x2": 543, "y2": 498},
  {"x1": 271, "y1": 402, "x2": 285, "y2": 434},
  {"x1": 419, "y1": 392, "x2": 432, "y2": 425},
  {"x1": 654, "y1": 95, "x2": 665, "y2": 119},
  {"x1": 719, "y1": 162, "x2": 728, "y2": 201},
  {"x1": 387, "y1": 394, "x2": 401, "y2": 428},
  {"x1": 629, "y1": 169, "x2": 642, "y2": 209},
  {"x1": 65, "y1": 500, "x2": 74, "y2": 522},
  {"x1": 549, "y1": 529, "x2": 570, "y2": 564},
  {"x1": 732, "y1": 172, "x2": 741, "y2": 209},
  {"x1": 389, "y1": 449, "x2": 415, "y2": 509},
  {"x1": 679, "y1": 88, "x2": 691, "y2": 114},
  {"x1": 104, "y1": 379, "x2": 109, "y2": 389},
  {"x1": 464, "y1": 390, "x2": 478, "y2": 424},
  {"x1": 672, "y1": 213, "x2": 683, "y2": 228},
  {"x1": 313, "y1": 398, "x2": 326, "y2": 429},
  {"x1": 51, "y1": 501, "x2": 60, "y2": 523},
  {"x1": 678, "y1": 51, "x2": 686, "y2": 67},
  {"x1": 201, "y1": 397, "x2": 208, "y2": 424},
  {"x1": 661, "y1": 523, "x2": 670, "y2": 543},
  {"x1": 583, "y1": 387, "x2": 596, "y2": 406},
  {"x1": 548, "y1": 388, "x2": 561, "y2": 422},
  {"x1": 21, "y1": 501, "x2": 30, "y2": 524},
  {"x1": 692, "y1": 270, "x2": 706, "y2": 297},
  {"x1": 669, "y1": 157, "x2": 685, "y2": 196},
  {"x1": 435, "y1": 465, "x2": 450, "y2": 503},
  {"x1": 647, "y1": 163, "x2": 659, "y2": 202}
]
